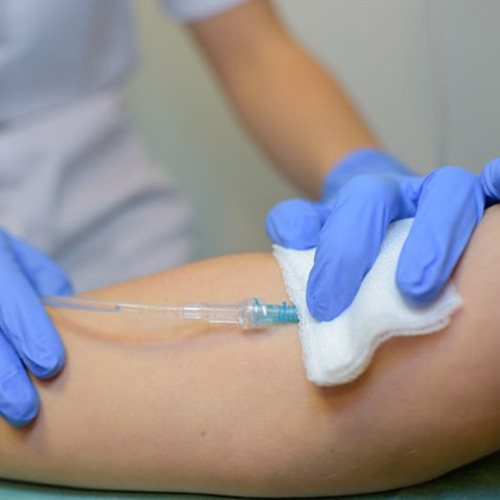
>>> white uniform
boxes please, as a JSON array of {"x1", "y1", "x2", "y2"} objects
[{"x1": 0, "y1": 0, "x2": 246, "y2": 290}]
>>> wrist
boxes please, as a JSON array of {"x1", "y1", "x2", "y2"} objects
[{"x1": 322, "y1": 148, "x2": 414, "y2": 199}]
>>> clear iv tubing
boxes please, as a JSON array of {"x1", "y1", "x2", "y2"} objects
[{"x1": 42, "y1": 295, "x2": 299, "y2": 330}]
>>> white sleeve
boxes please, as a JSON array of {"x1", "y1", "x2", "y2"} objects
[{"x1": 161, "y1": 0, "x2": 248, "y2": 22}]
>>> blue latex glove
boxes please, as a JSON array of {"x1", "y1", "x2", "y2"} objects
[
  {"x1": 0, "y1": 229, "x2": 72, "y2": 426},
  {"x1": 267, "y1": 149, "x2": 500, "y2": 322}
]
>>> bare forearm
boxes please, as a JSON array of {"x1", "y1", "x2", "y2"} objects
[
  {"x1": 0, "y1": 211, "x2": 498, "y2": 496},
  {"x1": 190, "y1": 0, "x2": 377, "y2": 197}
]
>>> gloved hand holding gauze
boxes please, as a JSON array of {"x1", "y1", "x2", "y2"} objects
[{"x1": 273, "y1": 218, "x2": 463, "y2": 386}]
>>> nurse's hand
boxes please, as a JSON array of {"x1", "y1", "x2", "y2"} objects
[
  {"x1": 266, "y1": 149, "x2": 500, "y2": 321},
  {"x1": 0, "y1": 230, "x2": 72, "y2": 426}
]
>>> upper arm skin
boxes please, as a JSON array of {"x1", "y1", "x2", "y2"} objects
[
  {"x1": 0, "y1": 209, "x2": 498, "y2": 497},
  {"x1": 188, "y1": 0, "x2": 286, "y2": 74}
]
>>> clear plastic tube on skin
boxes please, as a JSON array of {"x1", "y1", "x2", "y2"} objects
[{"x1": 42, "y1": 295, "x2": 299, "y2": 330}]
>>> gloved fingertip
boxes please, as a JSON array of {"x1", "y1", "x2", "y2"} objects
[
  {"x1": 306, "y1": 291, "x2": 329, "y2": 321},
  {"x1": 481, "y1": 157, "x2": 500, "y2": 205},
  {"x1": 20, "y1": 323, "x2": 67, "y2": 380},
  {"x1": 35, "y1": 271, "x2": 74, "y2": 297},
  {"x1": 306, "y1": 267, "x2": 350, "y2": 322},
  {"x1": 0, "y1": 372, "x2": 40, "y2": 427},
  {"x1": 56, "y1": 279, "x2": 74, "y2": 296},
  {"x1": 265, "y1": 212, "x2": 284, "y2": 245},
  {"x1": 396, "y1": 270, "x2": 442, "y2": 307},
  {"x1": 307, "y1": 297, "x2": 342, "y2": 322},
  {"x1": 266, "y1": 200, "x2": 323, "y2": 249},
  {"x1": 29, "y1": 347, "x2": 66, "y2": 380},
  {"x1": 8, "y1": 404, "x2": 39, "y2": 428},
  {"x1": 396, "y1": 243, "x2": 444, "y2": 306}
]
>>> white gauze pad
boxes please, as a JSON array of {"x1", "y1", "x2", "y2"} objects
[{"x1": 273, "y1": 218, "x2": 463, "y2": 386}]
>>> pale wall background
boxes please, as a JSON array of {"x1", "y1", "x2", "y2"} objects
[{"x1": 125, "y1": 0, "x2": 499, "y2": 260}]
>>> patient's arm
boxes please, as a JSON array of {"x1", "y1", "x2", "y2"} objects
[{"x1": 0, "y1": 208, "x2": 499, "y2": 498}]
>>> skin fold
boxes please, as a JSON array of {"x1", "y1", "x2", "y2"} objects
[{"x1": 0, "y1": 208, "x2": 497, "y2": 497}]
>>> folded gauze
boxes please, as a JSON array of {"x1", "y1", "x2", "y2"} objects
[{"x1": 273, "y1": 218, "x2": 463, "y2": 386}]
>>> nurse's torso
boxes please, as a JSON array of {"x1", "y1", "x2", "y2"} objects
[
  {"x1": 0, "y1": 0, "x2": 192, "y2": 291},
  {"x1": 0, "y1": 0, "x2": 135, "y2": 123}
]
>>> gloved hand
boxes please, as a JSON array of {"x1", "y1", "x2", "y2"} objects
[
  {"x1": 266, "y1": 149, "x2": 500, "y2": 321},
  {"x1": 0, "y1": 229, "x2": 72, "y2": 426}
]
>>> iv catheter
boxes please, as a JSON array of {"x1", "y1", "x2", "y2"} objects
[{"x1": 42, "y1": 296, "x2": 299, "y2": 329}]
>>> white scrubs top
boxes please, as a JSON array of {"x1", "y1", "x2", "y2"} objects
[{"x1": 0, "y1": 0, "x2": 246, "y2": 291}]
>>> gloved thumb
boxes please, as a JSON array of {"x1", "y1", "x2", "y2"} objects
[
  {"x1": 480, "y1": 158, "x2": 500, "y2": 207},
  {"x1": 266, "y1": 199, "x2": 330, "y2": 249},
  {"x1": 3, "y1": 233, "x2": 73, "y2": 296}
]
